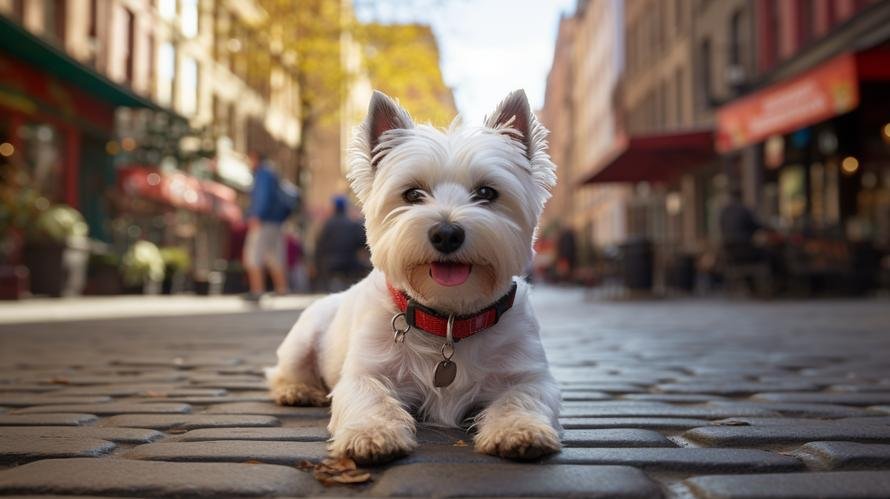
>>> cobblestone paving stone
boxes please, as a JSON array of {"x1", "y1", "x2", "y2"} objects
[{"x1": 0, "y1": 289, "x2": 889, "y2": 497}]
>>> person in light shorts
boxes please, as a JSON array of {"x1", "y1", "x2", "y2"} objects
[
  {"x1": 243, "y1": 222, "x2": 285, "y2": 274},
  {"x1": 242, "y1": 154, "x2": 293, "y2": 300}
]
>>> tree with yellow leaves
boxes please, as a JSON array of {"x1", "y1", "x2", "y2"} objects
[{"x1": 358, "y1": 23, "x2": 457, "y2": 127}]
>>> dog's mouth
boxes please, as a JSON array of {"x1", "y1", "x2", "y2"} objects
[{"x1": 429, "y1": 261, "x2": 472, "y2": 287}]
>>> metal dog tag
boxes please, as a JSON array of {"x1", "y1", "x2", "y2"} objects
[
  {"x1": 434, "y1": 314, "x2": 457, "y2": 388},
  {"x1": 433, "y1": 360, "x2": 457, "y2": 387}
]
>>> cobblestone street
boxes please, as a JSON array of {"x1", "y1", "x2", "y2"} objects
[{"x1": 1, "y1": 288, "x2": 890, "y2": 497}]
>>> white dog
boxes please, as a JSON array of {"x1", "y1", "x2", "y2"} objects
[{"x1": 266, "y1": 89, "x2": 561, "y2": 463}]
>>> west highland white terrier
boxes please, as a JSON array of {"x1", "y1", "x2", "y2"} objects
[{"x1": 266, "y1": 89, "x2": 561, "y2": 463}]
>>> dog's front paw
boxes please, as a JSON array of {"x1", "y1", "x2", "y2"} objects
[
  {"x1": 475, "y1": 417, "x2": 561, "y2": 460},
  {"x1": 329, "y1": 423, "x2": 417, "y2": 465},
  {"x1": 269, "y1": 379, "x2": 329, "y2": 407}
]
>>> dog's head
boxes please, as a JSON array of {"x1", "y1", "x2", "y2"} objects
[{"x1": 348, "y1": 90, "x2": 556, "y2": 314}]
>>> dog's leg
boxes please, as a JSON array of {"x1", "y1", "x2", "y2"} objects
[
  {"x1": 327, "y1": 375, "x2": 417, "y2": 464},
  {"x1": 474, "y1": 376, "x2": 562, "y2": 460},
  {"x1": 265, "y1": 296, "x2": 339, "y2": 407}
]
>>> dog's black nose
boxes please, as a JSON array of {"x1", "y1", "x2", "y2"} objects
[{"x1": 428, "y1": 223, "x2": 465, "y2": 254}]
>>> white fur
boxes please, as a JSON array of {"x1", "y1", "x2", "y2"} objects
[{"x1": 267, "y1": 90, "x2": 561, "y2": 463}]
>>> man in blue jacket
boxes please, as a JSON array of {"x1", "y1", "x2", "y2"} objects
[{"x1": 243, "y1": 154, "x2": 291, "y2": 301}]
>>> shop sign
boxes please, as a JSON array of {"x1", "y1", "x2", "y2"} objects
[{"x1": 716, "y1": 54, "x2": 859, "y2": 152}]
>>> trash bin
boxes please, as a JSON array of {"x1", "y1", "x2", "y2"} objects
[
  {"x1": 620, "y1": 238, "x2": 653, "y2": 291},
  {"x1": 667, "y1": 253, "x2": 696, "y2": 292}
]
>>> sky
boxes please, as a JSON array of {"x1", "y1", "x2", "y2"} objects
[{"x1": 355, "y1": 0, "x2": 578, "y2": 124}]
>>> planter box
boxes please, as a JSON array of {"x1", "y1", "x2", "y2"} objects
[
  {"x1": 84, "y1": 263, "x2": 122, "y2": 295},
  {"x1": 24, "y1": 238, "x2": 89, "y2": 297}
]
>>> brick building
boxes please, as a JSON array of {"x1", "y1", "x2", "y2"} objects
[
  {"x1": 0, "y1": 0, "x2": 302, "y2": 290},
  {"x1": 718, "y1": 0, "x2": 890, "y2": 251},
  {"x1": 543, "y1": 0, "x2": 890, "y2": 293},
  {"x1": 540, "y1": 0, "x2": 626, "y2": 270}
]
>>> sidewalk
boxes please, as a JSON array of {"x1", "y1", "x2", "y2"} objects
[
  {"x1": 0, "y1": 294, "x2": 322, "y2": 324},
  {"x1": 1, "y1": 288, "x2": 889, "y2": 497}
]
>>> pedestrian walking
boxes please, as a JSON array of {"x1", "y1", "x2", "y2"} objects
[
  {"x1": 313, "y1": 196, "x2": 367, "y2": 292},
  {"x1": 242, "y1": 153, "x2": 299, "y2": 302}
]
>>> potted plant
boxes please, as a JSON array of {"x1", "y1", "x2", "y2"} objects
[
  {"x1": 121, "y1": 240, "x2": 165, "y2": 294},
  {"x1": 160, "y1": 246, "x2": 192, "y2": 294},
  {"x1": 24, "y1": 204, "x2": 90, "y2": 297}
]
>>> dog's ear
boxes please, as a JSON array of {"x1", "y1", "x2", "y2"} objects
[
  {"x1": 348, "y1": 91, "x2": 414, "y2": 206},
  {"x1": 368, "y1": 91, "x2": 414, "y2": 168},
  {"x1": 485, "y1": 89, "x2": 536, "y2": 158},
  {"x1": 485, "y1": 89, "x2": 557, "y2": 200}
]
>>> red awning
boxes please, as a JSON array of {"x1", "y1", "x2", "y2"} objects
[
  {"x1": 118, "y1": 166, "x2": 243, "y2": 225},
  {"x1": 582, "y1": 130, "x2": 716, "y2": 184},
  {"x1": 716, "y1": 48, "x2": 890, "y2": 152}
]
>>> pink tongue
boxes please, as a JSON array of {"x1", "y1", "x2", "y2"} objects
[{"x1": 430, "y1": 262, "x2": 472, "y2": 287}]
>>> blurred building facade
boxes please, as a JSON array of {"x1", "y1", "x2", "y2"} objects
[
  {"x1": 543, "y1": 0, "x2": 890, "y2": 293},
  {"x1": 0, "y1": 0, "x2": 303, "y2": 293},
  {"x1": 540, "y1": 0, "x2": 626, "y2": 268},
  {"x1": 720, "y1": 0, "x2": 890, "y2": 245}
]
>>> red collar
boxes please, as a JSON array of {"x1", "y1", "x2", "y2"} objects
[{"x1": 387, "y1": 281, "x2": 518, "y2": 341}]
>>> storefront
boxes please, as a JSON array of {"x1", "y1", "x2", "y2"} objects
[
  {"x1": 0, "y1": 15, "x2": 157, "y2": 242},
  {"x1": 116, "y1": 166, "x2": 243, "y2": 288},
  {"x1": 582, "y1": 129, "x2": 719, "y2": 291},
  {"x1": 717, "y1": 47, "x2": 890, "y2": 292},
  {"x1": 717, "y1": 48, "x2": 890, "y2": 246}
]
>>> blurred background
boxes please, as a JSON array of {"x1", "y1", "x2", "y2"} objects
[{"x1": 0, "y1": 0, "x2": 888, "y2": 302}]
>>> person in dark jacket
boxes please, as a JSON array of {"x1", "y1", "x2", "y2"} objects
[
  {"x1": 719, "y1": 187, "x2": 764, "y2": 263},
  {"x1": 243, "y1": 154, "x2": 290, "y2": 300},
  {"x1": 314, "y1": 196, "x2": 367, "y2": 291}
]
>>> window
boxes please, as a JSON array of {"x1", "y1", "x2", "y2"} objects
[
  {"x1": 181, "y1": 56, "x2": 199, "y2": 115},
  {"x1": 181, "y1": 0, "x2": 198, "y2": 37},
  {"x1": 697, "y1": 38, "x2": 712, "y2": 111},
  {"x1": 798, "y1": 0, "x2": 814, "y2": 48},
  {"x1": 676, "y1": 0, "x2": 686, "y2": 32},
  {"x1": 158, "y1": 42, "x2": 176, "y2": 106},
  {"x1": 43, "y1": 0, "x2": 66, "y2": 43},
  {"x1": 22, "y1": 124, "x2": 63, "y2": 202},
  {"x1": 88, "y1": 0, "x2": 98, "y2": 38},
  {"x1": 729, "y1": 9, "x2": 743, "y2": 66},
  {"x1": 147, "y1": 32, "x2": 155, "y2": 93},
  {"x1": 768, "y1": 0, "x2": 781, "y2": 66},
  {"x1": 124, "y1": 8, "x2": 135, "y2": 83},
  {"x1": 13, "y1": 0, "x2": 24, "y2": 21},
  {"x1": 674, "y1": 68, "x2": 686, "y2": 126}
]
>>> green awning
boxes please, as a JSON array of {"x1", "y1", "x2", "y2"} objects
[{"x1": 0, "y1": 14, "x2": 158, "y2": 109}]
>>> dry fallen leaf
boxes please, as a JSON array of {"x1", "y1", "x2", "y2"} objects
[
  {"x1": 324, "y1": 470, "x2": 372, "y2": 485},
  {"x1": 243, "y1": 460, "x2": 263, "y2": 465},
  {"x1": 453, "y1": 439, "x2": 468, "y2": 447},
  {"x1": 297, "y1": 457, "x2": 372, "y2": 486}
]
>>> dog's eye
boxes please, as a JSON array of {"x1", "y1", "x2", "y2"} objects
[
  {"x1": 402, "y1": 188, "x2": 425, "y2": 204},
  {"x1": 472, "y1": 186, "x2": 498, "y2": 203}
]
